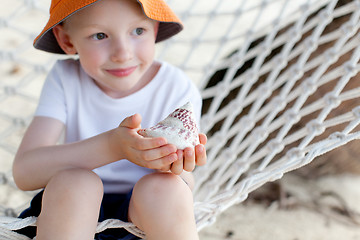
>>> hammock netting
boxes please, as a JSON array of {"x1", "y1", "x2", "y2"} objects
[{"x1": 1, "y1": 0, "x2": 360, "y2": 238}]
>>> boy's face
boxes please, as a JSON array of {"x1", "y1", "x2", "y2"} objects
[{"x1": 54, "y1": 0, "x2": 159, "y2": 98}]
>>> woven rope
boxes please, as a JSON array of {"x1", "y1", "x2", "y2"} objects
[{"x1": 1, "y1": 0, "x2": 360, "y2": 239}]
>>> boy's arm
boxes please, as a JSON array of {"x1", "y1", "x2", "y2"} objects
[{"x1": 13, "y1": 115, "x2": 177, "y2": 191}]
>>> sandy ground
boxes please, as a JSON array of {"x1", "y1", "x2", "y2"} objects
[{"x1": 199, "y1": 173, "x2": 360, "y2": 240}]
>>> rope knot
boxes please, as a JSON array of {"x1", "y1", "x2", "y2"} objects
[
  {"x1": 217, "y1": 82, "x2": 229, "y2": 94},
  {"x1": 329, "y1": 132, "x2": 346, "y2": 141},
  {"x1": 301, "y1": 78, "x2": 317, "y2": 95},
  {"x1": 271, "y1": 96, "x2": 286, "y2": 110},
  {"x1": 300, "y1": 3, "x2": 310, "y2": 12},
  {"x1": 222, "y1": 148, "x2": 235, "y2": 160},
  {"x1": 0, "y1": 172, "x2": 7, "y2": 185},
  {"x1": 291, "y1": 65, "x2": 304, "y2": 79},
  {"x1": 341, "y1": 22, "x2": 357, "y2": 35},
  {"x1": 12, "y1": 118, "x2": 26, "y2": 127},
  {"x1": 284, "y1": 109, "x2": 300, "y2": 124},
  {"x1": 5, "y1": 208, "x2": 16, "y2": 217},
  {"x1": 246, "y1": 70, "x2": 258, "y2": 82},
  {"x1": 325, "y1": 49, "x2": 338, "y2": 62},
  {"x1": 305, "y1": 37, "x2": 317, "y2": 51},
  {"x1": 306, "y1": 120, "x2": 325, "y2": 135},
  {"x1": 240, "y1": 116, "x2": 255, "y2": 132},
  {"x1": 260, "y1": 42, "x2": 272, "y2": 56},
  {"x1": 34, "y1": 64, "x2": 48, "y2": 73},
  {"x1": 251, "y1": 126, "x2": 268, "y2": 142},
  {"x1": 319, "y1": 8, "x2": 332, "y2": 22},
  {"x1": 286, "y1": 147, "x2": 304, "y2": 160},
  {"x1": 344, "y1": 61, "x2": 357, "y2": 76},
  {"x1": 0, "y1": 18, "x2": 8, "y2": 28},
  {"x1": 324, "y1": 92, "x2": 340, "y2": 108},
  {"x1": 352, "y1": 106, "x2": 360, "y2": 119},
  {"x1": 275, "y1": 55, "x2": 287, "y2": 68},
  {"x1": 230, "y1": 100, "x2": 243, "y2": 112},
  {"x1": 0, "y1": 51, "x2": 14, "y2": 61},
  {"x1": 4, "y1": 86, "x2": 16, "y2": 96},
  {"x1": 266, "y1": 139, "x2": 284, "y2": 153},
  {"x1": 258, "y1": 84, "x2": 272, "y2": 98},
  {"x1": 213, "y1": 131, "x2": 227, "y2": 145}
]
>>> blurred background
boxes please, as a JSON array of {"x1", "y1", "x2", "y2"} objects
[{"x1": 1, "y1": 0, "x2": 360, "y2": 239}]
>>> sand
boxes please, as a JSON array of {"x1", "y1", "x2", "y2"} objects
[{"x1": 199, "y1": 173, "x2": 360, "y2": 240}]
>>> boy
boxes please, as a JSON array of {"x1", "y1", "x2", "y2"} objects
[{"x1": 12, "y1": 0, "x2": 207, "y2": 239}]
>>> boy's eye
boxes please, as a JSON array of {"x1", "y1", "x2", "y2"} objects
[
  {"x1": 91, "y1": 33, "x2": 107, "y2": 40},
  {"x1": 133, "y1": 28, "x2": 145, "y2": 36}
]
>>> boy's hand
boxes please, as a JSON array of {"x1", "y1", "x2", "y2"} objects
[
  {"x1": 112, "y1": 114, "x2": 178, "y2": 170},
  {"x1": 169, "y1": 133, "x2": 207, "y2": 175}
]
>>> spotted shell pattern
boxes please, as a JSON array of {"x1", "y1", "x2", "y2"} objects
[{"x1": 138, "y1": 102, "x2": 199, "y2": 149}]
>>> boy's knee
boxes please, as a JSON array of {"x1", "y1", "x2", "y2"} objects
[
  {"x1": 130, "y1": 172, "x2": 195, "y2": 231},
  {"x1": 47, "y1": 168, "x2": 103, "y2": 195},
  {"x1": 39, "y1": 169, "x2": 103, "y2": 233},
  {"x1": 134, "y1": 172, "x2": 193, "y2": 205},
  {"x1": 137, "y1": 172, "x2": 183, "y2": 188}
]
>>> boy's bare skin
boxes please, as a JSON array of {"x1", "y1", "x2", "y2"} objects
[{"x1": 12, "y1": 0, "x2": 207, "y2": 239}]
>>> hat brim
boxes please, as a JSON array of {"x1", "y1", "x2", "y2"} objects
[
  {"x1": 34, "y1": 0, "x2": 183, "y2": 54},
  {"x1": 138, "y1": 0, "x2": 183, "y2": 42}
]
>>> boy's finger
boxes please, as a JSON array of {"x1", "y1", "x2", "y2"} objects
[
  {"x1": 139, "y1": 144, "x2": 177, "y2": 160},
  {"x1": 176, "y1": 149, "x2": 184, "y2": 162},
  {"x1": 119, "y1": 113, "x2": 142, "y2": 129},
  {"x1": 159, "y1": 164, "x2": 171, "y2": 172},
  {"x1": 170, "y1": 151, "x2": 184, "y2": 175},
  {"x1": 183, "y1": 147, "x2": 195, "y2": 172},
  {"x1": 147, "y1": 153, "x2": 177, "y2": 170},
  {"x1": 136, "y1": 136, "x2": 169, "y2": 150},
  {"x1": 199, "y1": 133, "x2": 207, "y2": 145},
  {"x1": 195, "y1": 144, "x2": 207, "y2": 166}
]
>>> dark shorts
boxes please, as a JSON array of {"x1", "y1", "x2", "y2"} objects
[{"x1": 16, "y1": 190, "x2": 140, "y2": 240}]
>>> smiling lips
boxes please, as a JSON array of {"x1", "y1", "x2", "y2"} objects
[{"x1": 106, "y1": 66, "x2": 137, "y2": 77}]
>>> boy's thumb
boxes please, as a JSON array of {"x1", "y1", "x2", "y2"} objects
[{"x1": 119, "y1": 113, "x2": 142, "y2": 129}]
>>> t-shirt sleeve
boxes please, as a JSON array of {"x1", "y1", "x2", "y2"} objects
[{"x1": 35, "y1": 61, "x2": 67, "y2": 123}]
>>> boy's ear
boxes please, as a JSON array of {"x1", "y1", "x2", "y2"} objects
[{"x1": 52, "y1": 25, "x2": 77, "y2": 55}]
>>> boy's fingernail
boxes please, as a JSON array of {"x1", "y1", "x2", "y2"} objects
[
  {"x1": 171, "y1": 154, "x2": 178, "y2": 162},
  {"x1": 196, "y1": 145, "x2": 204, "y2": 154},
  {"x1": 186, "y1": 149, "x2": 194, "y2": 157},
  {"x1": 158, "y1": 138, "x2": 166, "y2": 145}
]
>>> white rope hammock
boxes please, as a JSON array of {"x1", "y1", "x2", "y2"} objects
[{"x1": 1, "y1": 0, "x2": 360, "y2": 239}]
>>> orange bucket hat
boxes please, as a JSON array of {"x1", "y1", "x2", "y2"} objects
[{"x1": 34, "y1": 0, "x2": 183, "y2": 54}]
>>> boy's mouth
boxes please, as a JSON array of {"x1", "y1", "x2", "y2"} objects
[{"x1": 106, "y1": 66, "x2": 137, "y2": 77}]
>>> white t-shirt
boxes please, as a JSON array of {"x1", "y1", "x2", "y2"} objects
[{"x1": 35, "y1": 58, "x2": 202, "y2": 193}]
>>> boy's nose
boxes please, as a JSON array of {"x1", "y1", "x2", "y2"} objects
[{"x1": 111, "y1": 39, "x2": 132, "y2": 63}]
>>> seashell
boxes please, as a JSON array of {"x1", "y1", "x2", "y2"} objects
[{"x1": 138, "y1": 102, "x2": 199, "y2": 149}]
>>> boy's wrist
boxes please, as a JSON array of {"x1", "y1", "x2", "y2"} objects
[{"x1": 106, "y1": 128, "x2": 125, "y2": 162}]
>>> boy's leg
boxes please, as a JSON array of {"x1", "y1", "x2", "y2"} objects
[
  {"x1": 129, "y1": 172, "x2": 199, "y2": 240},
  {"x1": 36, "y1": 168, "x2": 103, "y2": 240}
]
